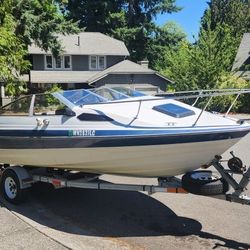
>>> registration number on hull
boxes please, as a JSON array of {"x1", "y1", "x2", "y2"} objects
[{"x1": 68, "y1": 130, "x2": 96, "y2": 137}]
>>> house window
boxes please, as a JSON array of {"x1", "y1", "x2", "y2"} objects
[
  {"x1": 89, "y1": 55, "x2": 106, "y2": 70},
  {"x1": 55, "y1": 56, "x2": 62, "y2": 69},
  {"x1": 45, "y1": 55, "x2": 53, "y2": 69},
  {"x1": 99, "y1": 56, "x2": 105, "y2": 69},
  {"x1": 45, "y1": 55, "x2": 71, "y2": 70},
  {"x1": 90, "y1": 56, "x2": 97, "y2": 69},
  {"x1": 64, "y1": 56, "x2": 71, "y2": 69}
]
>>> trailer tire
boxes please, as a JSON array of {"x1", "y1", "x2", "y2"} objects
[
  {"x1": 182, "y1": 170, "x2": 229, "y2": 195},
  {"x1": 0, "y1": 169, "x2": 29, "y2": 204}
]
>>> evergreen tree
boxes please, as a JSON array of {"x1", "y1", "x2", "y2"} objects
[
  {"x1": 0, "y1": 0, "x2": 79, "y2": 96},
  {"x1": 150, "y1": 21, "x2": 186, "y2": 69},
  {"x1": 65, "y1": 0, "x2": 123, "y2": 34},
  {"x1": 11, "y1": 0, "x2": 79, "y2": 56},
  {"x1": 200, "y1": 0, "x2": 250, "y2": 74},
  {"x1": 191, "y1": 11, "x2": 236, "y2": 89},
  {"x1": 66, "y1": 0, "x2": 181, "y2": 63},
  {"x1": 202, "y1": 0, "x2": 250, "y2": 37}
]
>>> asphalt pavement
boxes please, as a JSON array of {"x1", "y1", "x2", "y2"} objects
[{"x1": 0, "y1": 118, "x2": 250, "y2": 250}]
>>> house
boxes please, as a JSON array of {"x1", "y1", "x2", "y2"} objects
[
  {"x1": 26, "y1": 32, "x2": 172, "y2": 94},
  {"x1": 232, "y1": 33, "x2": 250, "y2": 80}
]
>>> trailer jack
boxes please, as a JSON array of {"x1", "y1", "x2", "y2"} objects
[{"x1": 211, "y1": 154, "x2": 250, "y2": 205}]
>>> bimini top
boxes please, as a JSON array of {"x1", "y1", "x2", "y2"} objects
[{"x1": 54, "y1": 87, "x2": 146, "y2": 107}]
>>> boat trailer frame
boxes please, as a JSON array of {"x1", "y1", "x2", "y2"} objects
[
  {"x1": 1, "y1": 154, "x2": 249, "y2": 205},
  {"x1": 211, "y1": 155, "x2": 250, "y2": 205}
]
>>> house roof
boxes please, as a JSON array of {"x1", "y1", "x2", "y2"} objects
[
  {"x1": 88, "y1": 60, "x2": 173, "y2": 84},
  {"x1": 29, "y1": 70, "x2": 99, "y2": 83},
  {"x1": 28, "y1": 32, "x2": 130, "y2": 56},
  {"x1": 232, "y1": 33, "x2": 250, "y2": 70}
]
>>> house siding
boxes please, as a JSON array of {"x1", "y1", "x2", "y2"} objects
[
  {"x1": 106, "y1": 56, "x2": 125, "y2": 67},
  {"x1": 32, "y1": 55, "x2": 44, "y2": 70},
  {"x1": 72, "y1": 55, "x2": 89, "y2": 70}
]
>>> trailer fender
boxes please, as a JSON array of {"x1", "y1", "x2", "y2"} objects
[{"x1": 3, "y1": 166, "x2": 32, "y2": 189}]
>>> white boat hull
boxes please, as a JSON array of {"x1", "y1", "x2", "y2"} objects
[{"x1": 0, "y1": 138, "x2": 240, "y2": 177}]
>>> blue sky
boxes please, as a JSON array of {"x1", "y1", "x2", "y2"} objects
[{"x1": 155, "y1": 0, "x2": 209, "y2": 42}]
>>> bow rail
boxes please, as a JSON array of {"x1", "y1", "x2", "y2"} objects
[{"x1": 156, "y1": 88, "x2": 250, "y2": 126}]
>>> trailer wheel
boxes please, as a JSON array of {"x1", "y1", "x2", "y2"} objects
[
  {"x1": 0, "y1": 169, "x2": 28, "y2": 204},
  {"x1": 182, "y1": 170, "x2": 229, "y2": 195}
]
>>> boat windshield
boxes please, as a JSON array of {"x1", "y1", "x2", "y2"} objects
[
  {"x1": 110, "y1": 87, "x2": 146, "y2": 97},
  {"x1": 59, "y1": 87, "x2": 146, "y2": 106}
]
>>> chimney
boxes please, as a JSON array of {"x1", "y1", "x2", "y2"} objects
[{"x1": 137, "y1": 60, "x2": 149, "y2": 69}]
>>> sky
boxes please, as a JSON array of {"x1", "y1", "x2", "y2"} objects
[{"x1": 155, "y1": 0, "x2": 209, "y2": 42}]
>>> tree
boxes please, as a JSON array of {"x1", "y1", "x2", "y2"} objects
[
  {"x1": 160, "y1": 0, "x2": 250, "y2": 91},
  {"x1": 208, "y1": 72, "x2": 250, "y2": 112},
  {"x1": 11, "y1": 0, "x2": 79, "y2": 56},
  {"x1": 66, "y1": 0, "x2": 181, "y2": 63},
  {"x1": 160, "y1": 41, "x2": 197, "y2": 91},
  {"x1": 65, "y1": 0, "x2": 123, "y2": 34},
  {"x1": 0, "y1": 1, "x2": 29, "y2": 96},
  {"x1": 158, "y1": 0, "x2": 250, "y2": 113},
  {"x1": 202, "y1": 0, "x2": 250, "y2": 37},
  {"x1": 119, "y1": 0, "x2": 181, "y2": 61},
  {"x1": 0, "y1": 0, "x2": 79, "y2": 96},
  {"x1": 150, "y1": 21, "x2": 186, "y2": 69},
  {"x1": 191, "y1": 0, "x2": 250, "y2": 89},
  {"x1": 201, "y1": 0, "x2": 250, "y2": 72},
  {"x1": 191, "y1": 15, "x2": 236, "y2": 89}
]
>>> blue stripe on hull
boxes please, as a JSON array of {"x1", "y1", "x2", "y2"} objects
[
  {"x1": 0, "y1": 130, "x2": 248, "y2": 149},
  {"x1": 0, "y1": 127, "x2": 249, "y2": 137}
]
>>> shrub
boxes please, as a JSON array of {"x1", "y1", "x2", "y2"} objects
[{"x1": 206, "y1": 73, "x2": 250, "y2": 113}]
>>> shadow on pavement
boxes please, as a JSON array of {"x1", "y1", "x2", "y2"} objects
[
  {"x1": 198, "y1": 231, "x2": 250, "y2": 250},
  {"x1": 5, "y1": 183, "x2": 201, "y2": 237},
  {"x1": 2, "y1": 183, "x2": 250, "y2": 249}
]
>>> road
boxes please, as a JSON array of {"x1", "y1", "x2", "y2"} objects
[{"x1": 0, "y1": 128, "x2": 250, "y2": 249}]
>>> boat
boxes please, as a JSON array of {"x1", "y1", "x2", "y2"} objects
[{"x1": 0, "y1": 87, "x2": 249, "y2": 177}]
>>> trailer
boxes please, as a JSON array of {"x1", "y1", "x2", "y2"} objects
[{"x1": 0, "y1": 152, "x2": 250, "y2": 206}]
